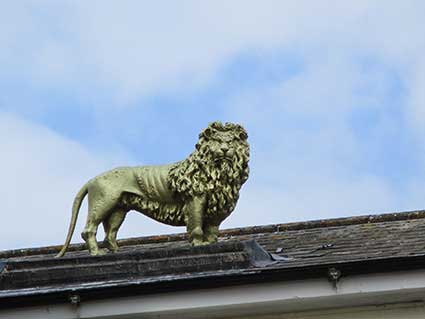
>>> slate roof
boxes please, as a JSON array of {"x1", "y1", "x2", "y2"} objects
[{"x1": 1, "y1": 209, "x2": 425, "y2": 307}]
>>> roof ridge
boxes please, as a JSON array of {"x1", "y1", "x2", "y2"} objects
[{"x1": 2, "y1": 209, "x2": 425, "y2": 259}]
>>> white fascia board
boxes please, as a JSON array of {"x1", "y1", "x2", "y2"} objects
[{"x1": 2, "y1": 269, "x2": 425, "y2": 319}]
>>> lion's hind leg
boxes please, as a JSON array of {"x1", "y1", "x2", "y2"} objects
[
  {"x1": 82, "y1": 190, "x2": 120, "y2": 256},
  {"x1": 103, "y1": 210, "x2": 127, "y2": 252}
]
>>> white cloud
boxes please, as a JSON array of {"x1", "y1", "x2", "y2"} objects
[
  {"x1": 1, "y1": 1, "x2": 423, "y2": 105},
  {"x1": 406, "y1": 60, "x2": 425, "y2": 133},
  {"x1": 228, "y1": 175, "x2": 396, "y2": 228}
]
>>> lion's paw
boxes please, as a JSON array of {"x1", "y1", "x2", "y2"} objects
[
  {"x1": 191, "y1": 240, "x2": 210, "y2": 247},
  {"x1": 90, "y1": 248, "x2": 108, "y2": 256}
]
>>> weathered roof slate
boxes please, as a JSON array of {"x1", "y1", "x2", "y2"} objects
[{"x1": 1, "y1": 209, "x2": 425, "y2": 307}]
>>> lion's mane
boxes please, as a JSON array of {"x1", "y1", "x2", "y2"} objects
[{"x1": 168, "y1": 122, "x2": 249, "y2": 223}]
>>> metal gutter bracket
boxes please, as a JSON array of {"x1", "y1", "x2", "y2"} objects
[{"x1": 328, "y1": 267, "x2": 341, "y2": 290}]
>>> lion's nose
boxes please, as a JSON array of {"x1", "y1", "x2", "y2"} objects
[{"x1": 220, "y1": 143, "x2": 229, "y2": 153}]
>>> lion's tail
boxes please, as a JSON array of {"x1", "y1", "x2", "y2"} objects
[{"x1": 55, "y1": 182, "x2": 89, "y2": 258}]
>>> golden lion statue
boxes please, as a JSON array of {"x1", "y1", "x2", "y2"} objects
[{"x1": 56, "y1": 122, "x2": 250, "y2": 257}]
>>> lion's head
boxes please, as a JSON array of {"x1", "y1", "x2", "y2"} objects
[{"x1": 168, "y1": 122, "x2": 249, "y2": 221}]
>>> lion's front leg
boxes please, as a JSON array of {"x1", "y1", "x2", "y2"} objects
[
  {"x1": 203, "y1": 225, "x2": 220, "y2": 244},
  {"x1": 186, "y1": 195, "x2": 207, "y2": 246}
]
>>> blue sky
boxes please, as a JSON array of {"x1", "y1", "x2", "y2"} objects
[{"x1": 1, "y1": 1, "x2": 425, "y2": 250}]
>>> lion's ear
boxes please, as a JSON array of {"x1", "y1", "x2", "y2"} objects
[
  {"x1": 239, "y1": 131, "x2": 248, "y2": 140},
  {"x1": 211, "y1": 122, "x2": 222, "y2": 130},
  {"x1": 201, "y1": 127, "x2": 213, "y2": 139},
  {"x1": 235, "y1": 126, "x2": 248, "y2": 140}
]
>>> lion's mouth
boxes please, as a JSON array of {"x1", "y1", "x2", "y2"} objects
[{"x1": 214, "y1": 156, "x2": 232, "y2": 163}]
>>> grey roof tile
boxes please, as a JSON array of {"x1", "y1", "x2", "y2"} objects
[{"x1": 1, "y1": 209, "x2": 425, "y2": 303}]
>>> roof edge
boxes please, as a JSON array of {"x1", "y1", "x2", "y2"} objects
[
  {"x1": 3, "y1": 253, "x2": 425, "y2": 309},
  {"x1": 2, "y1": 209, "x2": 425, "y2": 259}
]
